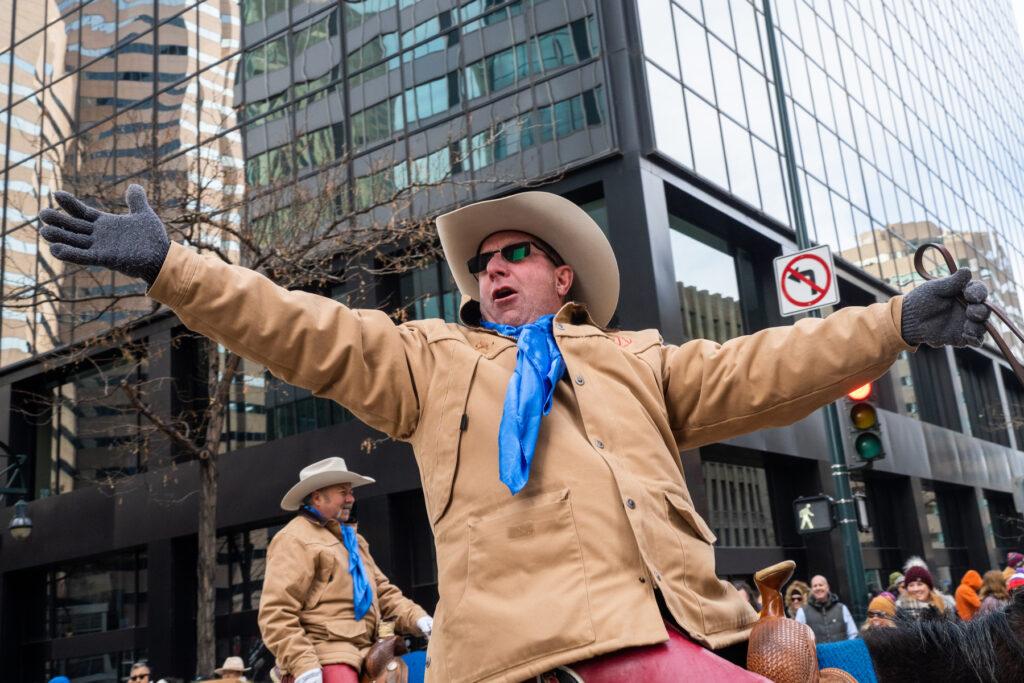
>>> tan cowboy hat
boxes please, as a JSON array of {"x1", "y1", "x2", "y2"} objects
[
  {"x1": 214, "y1": 656, "x2": 250, "y2": 675},
  {"x1": 280, "y1": 457, "x2": 375, "y2": 511},
  {"x1": 436, "y1": 191, "x2": 620, "y2": 327}
]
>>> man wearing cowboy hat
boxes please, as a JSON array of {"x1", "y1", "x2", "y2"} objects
[
  {"x1": 212, "y1": 656, "x2": 251, "y2": 680},
  {"x1": 259, "y1": 457, "x2": 432, "y2": 683},
  {"x1": 39, "y1": 186, "x2": 990, "y2": 681}
]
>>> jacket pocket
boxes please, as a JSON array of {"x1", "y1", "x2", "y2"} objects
[
  {"x1": 444, "y1": 488, "x2": 596, "y2": 683},
  {"x1": 303, "y1": 550, "x2": 338, "y2": 610},
  {"x1": 664, "y1": 491, "x2": 745, "y2": 635},
  {"x1": 423, "y1": 354, "x2": 480, "y2": 525},
  {"x1": 325, "y1": 617, "x2": 370, "y2": 644},
  {"x1": 664, "y1": 491, "x2": 717, "y2": 545}
]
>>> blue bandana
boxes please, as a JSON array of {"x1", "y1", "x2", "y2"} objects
[
  {"x1": 481, "y1": 314, "x2": 565, "y2": 495},
  {"x1": 301, "y1": 505, "x2": 374, "y2": 620}
]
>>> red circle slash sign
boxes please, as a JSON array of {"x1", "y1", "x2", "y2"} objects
[{"x1": 781, "y1": 253, "x2": 831, "y2": 307}]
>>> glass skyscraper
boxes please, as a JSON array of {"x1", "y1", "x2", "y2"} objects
[{"x1": 3, "y1": 1, "x2": 1024, "y2": 681}]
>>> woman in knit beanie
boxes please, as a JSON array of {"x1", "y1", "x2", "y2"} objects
[
  {"x1": 896, "y1": 565, "x2": 953, "y2": 621},
  {"x1": 861, "y1": 593, "x2": 897, "y2": 632}
]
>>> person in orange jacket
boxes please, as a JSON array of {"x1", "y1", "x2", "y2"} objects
[{"x1": 954, "y1": 569, "x2": 983, "y2": 620}]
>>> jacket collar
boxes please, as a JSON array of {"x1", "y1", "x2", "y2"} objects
[
  {"x1": 299, "y1": 508, "x2": 344, "y2": 538},
  {"x1": 810, "y1": 592, "x2": 839, "y2": 609},
  {"x1": 459, "y1": 299, "x2": 602, "y2": 336}
]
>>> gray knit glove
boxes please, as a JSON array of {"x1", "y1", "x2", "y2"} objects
[
  {"x1": 901, "y1": 268, "x2": 990, "y2": 347},
  {"x1": 38, "y1": 184, "x2": 170, "y2": 286}
]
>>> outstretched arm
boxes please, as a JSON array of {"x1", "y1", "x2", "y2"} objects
[
  {"x1": 39, "y1": 185, "x2": 427, "y2": 439},
  {"x1": 663, "y1": 268, "x2": 989, "y2": 449}
]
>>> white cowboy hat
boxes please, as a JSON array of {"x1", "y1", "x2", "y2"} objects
[
  {"x1": 436, "y1": 191, "x2": 620, "y2": 327},
  {"x1": 280, "y1": 457, "x2": 375, "y2": 511},
  {"x1": 214, "y1": 656, "x2": 250, "y2": 674}
]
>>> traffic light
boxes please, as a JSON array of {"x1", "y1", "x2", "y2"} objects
[{"x1": 845, "y1": 382, "x2": 885, "y2": 463}]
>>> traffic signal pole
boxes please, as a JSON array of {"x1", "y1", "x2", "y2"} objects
[{"x1": 761, "y1": 0, "x2": 869, "y2": 617}]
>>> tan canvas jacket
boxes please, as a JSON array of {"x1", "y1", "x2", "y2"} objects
[
  {"x1": 257, "y1": 515, "x2": 429, "y2": 676},
  {"x1": 151, "y1": 243, "x2": 911, "y2": 682}
]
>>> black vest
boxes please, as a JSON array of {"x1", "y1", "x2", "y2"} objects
[{"x1": 802, "y1": 594, "x2": 848, "y2": 643}]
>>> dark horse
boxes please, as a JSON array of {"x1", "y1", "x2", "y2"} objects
[{"x1": 863, "y1": 591, "x2": 1024, "y2": 682}]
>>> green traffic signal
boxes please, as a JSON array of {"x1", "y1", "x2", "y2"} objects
[{"x1": 854, "y1": 432, "x2": 884, "y2": 460}]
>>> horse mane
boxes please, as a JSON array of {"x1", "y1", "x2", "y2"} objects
[{"x1": 863, "y1": 591, "x2": 1024, "y2": 682}]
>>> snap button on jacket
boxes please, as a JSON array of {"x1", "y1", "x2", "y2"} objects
[{"x1": 151, "y1": 243, "x2": 910, "y2": 683}]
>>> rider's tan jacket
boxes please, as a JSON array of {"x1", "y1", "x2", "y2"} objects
[
  {"x1": 150, "y1": 243, "x2": 910, "y2": 683},
  {"x1": 258, "y1": 515, "x2": 428, "y2": 677}
]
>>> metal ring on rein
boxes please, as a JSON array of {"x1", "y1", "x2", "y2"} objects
[{"x1": 913, "y1": 242, "x2": 1024, "y2": 387}]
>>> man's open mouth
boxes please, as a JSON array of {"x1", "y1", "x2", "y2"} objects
[{"x1": 493, "y1": 286, "x2": 517, "y2": 301}]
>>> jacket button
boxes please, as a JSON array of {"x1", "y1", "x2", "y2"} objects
[
  {"x1": 639, "y1": 576, "x2": 646, "y2": 583},
  {"x1": 575, "y1": 374, "x2": 585, "y2": 385},
  {"x1": 626, "y1": 498, "x2": 636, "y2": 509},
  {"x1": 594, "y1": 439, "x2": 604, "y2": 449},
  {"x1": 425, "y1": 656, "x2": 431, "y2": 668},
  {"x1": 655, "y1": 572, "x2": 662, "y2": 582}
]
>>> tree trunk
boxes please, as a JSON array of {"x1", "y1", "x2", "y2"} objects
[
  {"x1": 195, "y1": 348, "x2": 242, "y2": 677},
  {"x1": 196, "y1": 446, "x2": 218, "y2": 676}
]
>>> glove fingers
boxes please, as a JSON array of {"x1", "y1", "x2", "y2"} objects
[
  {"x1": 125, "y1": 184, "x2": 151, "y2": 214},
  {"x1": 53, "y1": 191, "x2": 101, "y2": 221},
  {"x1": 40, "y1": 225, "x2": 93, "y2": 250},
  {"x1": 963, "y1": 321, "x2": 986, "y2": 347},
  {"x1": 50, "y1": 243, "x2": 99, "y2": 266},
  {"x1": 930, "y1": 268, "x2": 972, "y2": 297},
  {"x1": 39, "y1": 208, "x2": 94, "y2": 235},
  {"x1": 965, "y1": 302, "x2": 990, "y2": 323},
  {"x1": 963, "y1": 280, "x2": 988, "y2": 304}
]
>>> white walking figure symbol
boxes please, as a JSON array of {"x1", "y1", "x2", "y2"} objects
[{"x1": 799, "y1": 503, "x2": 815, "y2": 530}]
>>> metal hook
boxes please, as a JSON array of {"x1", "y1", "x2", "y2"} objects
[{"x1": 913, "y1": 242, "x2": 1024, "y2": 388}]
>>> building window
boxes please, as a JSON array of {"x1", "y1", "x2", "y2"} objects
[
  {"x1": 265, "y1": 376, "x2": 353, "y2": 441},
  {"x1": 1002, "y1": 366, "x2": 1024, "y2": 447},
  {"x1": 398, "y1": 261, "x2": 459, "y2": 323},
  {"x1": 31, "y1": 359, "x2": 147, "y2": 497},
  {"x1": 243, "y1": 36, "x2": 290, "y2": 80},
  {"x1": 27, "y1": 549, "x2": 149, "y2": 642},
  {"x1": 986, "y1": 490, "x2": 1024, "y2": 558},
  {"x1": 921, "y1": 482, "x2": 946, "y2": 549},
  {"x1": 669, "y1": 215, "x2": 744, "y2": 344},
  {"x1": 701, "y1": 461, "x2": 776, "y2": 547},
  {"x1": 955, "y1": 349, "x2": 1009, "y2": 445},
  {"x1": 243, "y1": 0, "x2": 289, "y2": 25},
  {"x1": 216, "y1": 525, "x2": 284, "y2": 615},
  {"x1": 465, "y1": 17, "x2": 598, "y2": 100}
]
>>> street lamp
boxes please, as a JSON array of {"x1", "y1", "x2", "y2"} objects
[{"x1": 8, "y1": 499, "x2": 31, "y2": 540}]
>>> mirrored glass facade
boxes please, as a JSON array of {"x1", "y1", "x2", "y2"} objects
[
  {"x1": 640, "y1": 0, "x2": 1024, "y2": 327},
  {"x1": 0, "y1": 0, "x2": 613, "y2": 368}
]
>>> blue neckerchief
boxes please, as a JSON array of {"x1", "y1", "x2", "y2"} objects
[
  {"x1": 481, "y1": 314, "x2": 565, "y2": 495},
  {"x1": 301, "y1": 505, "x2": 373, "y2": 620}
]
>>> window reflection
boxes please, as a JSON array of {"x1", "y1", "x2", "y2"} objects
[
  {"x1": 31, "y1": 359, "x2": 147, "y2": 497},
  {"x1": 398, "y1": 260, "x2": 459, "y2": 323},
  {"x1": 216, "y1": 525, "x2": 284, "y2": 615},
  {"x1": 922, "y1": 484, "x2": 946, "y2": 549},
  {"x1": 669, "y1": 215, "x2": 743, "y2": 344},
  {"x1": 42, "y1": 550, "x2": 148, "y2": 639}
]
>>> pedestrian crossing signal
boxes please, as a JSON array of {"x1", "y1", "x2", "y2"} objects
[
  {"x1": 793, "y1": 495, "x2": 835, "y2": 534},
  {"x1": 845, "y1": 383, "x2": 885, "y2": 463}
]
